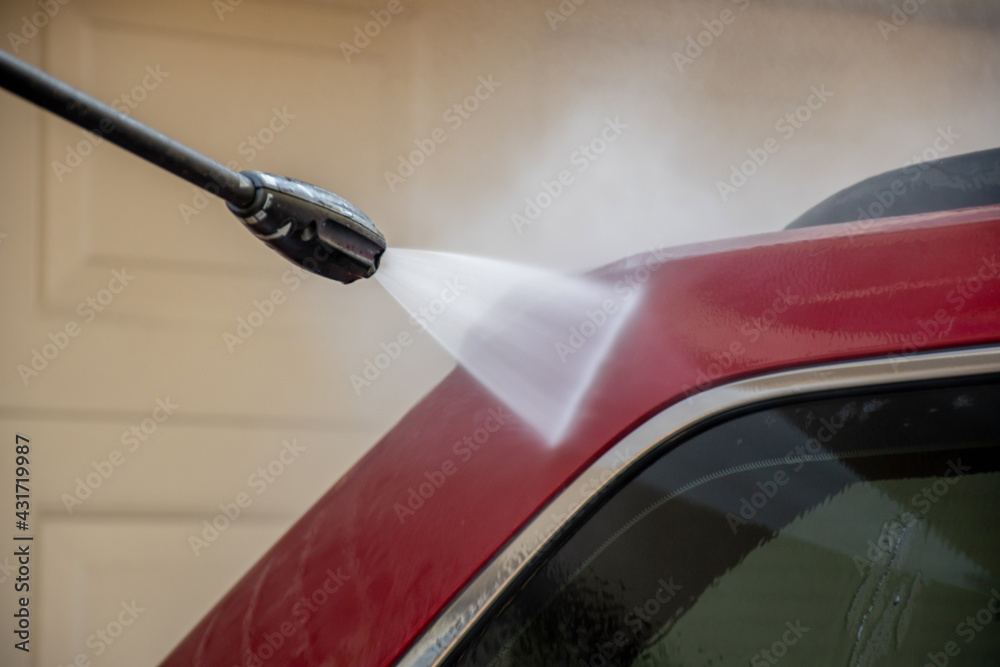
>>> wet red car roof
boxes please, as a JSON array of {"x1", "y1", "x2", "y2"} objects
[{"x1": 162, "y1": 205, "x2": 1000, "y2": 667}]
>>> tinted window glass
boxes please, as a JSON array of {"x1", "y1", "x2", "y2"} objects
[{"x1": 449, "y1": 381, "x2": 1000, "y2": 667}]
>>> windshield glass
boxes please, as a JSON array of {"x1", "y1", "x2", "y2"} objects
[{"x1": 450, "y1": 381, "x2": 1000, "y2": 667}]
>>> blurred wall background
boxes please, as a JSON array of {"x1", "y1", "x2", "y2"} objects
[{"x1": 0, "y1": 0, "x2": 998, "y2": 663}]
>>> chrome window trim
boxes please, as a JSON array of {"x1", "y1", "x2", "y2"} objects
[{"x1": 394, "y1": 344, "x2": 1000, "y2": 667}]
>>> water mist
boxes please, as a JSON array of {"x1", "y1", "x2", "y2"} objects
[{"x1": 375, "y1": 248, "x2": 637, "y2": 444}]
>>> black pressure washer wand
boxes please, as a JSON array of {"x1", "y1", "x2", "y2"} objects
[{"x1": 0, "y1": 50, "x2": 385, "y2": 284}]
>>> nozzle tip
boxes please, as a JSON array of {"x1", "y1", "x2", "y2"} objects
[{"x1": 228, "y1": 171, "x2": 385, "y2": 284}]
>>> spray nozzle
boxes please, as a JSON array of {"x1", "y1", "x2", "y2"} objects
[
  {"x1": 0, "y1": 51, "x2": 386, "y2": 285},
  {"x1": 228, "y1": 171, "x2": 386, "y2": 284}
]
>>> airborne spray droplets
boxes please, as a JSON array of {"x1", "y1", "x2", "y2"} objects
[{"x1": 375, "y1": 249, "x2": 637, "y2": 444}]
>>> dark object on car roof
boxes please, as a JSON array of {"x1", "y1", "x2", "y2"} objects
[{"x1": 787, "y1": 147, "x2": 1000, "y2": 229}]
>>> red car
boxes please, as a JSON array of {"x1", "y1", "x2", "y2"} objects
[{"x1": 162, "y1": 149, "x2": 1000, "y2": 667}]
